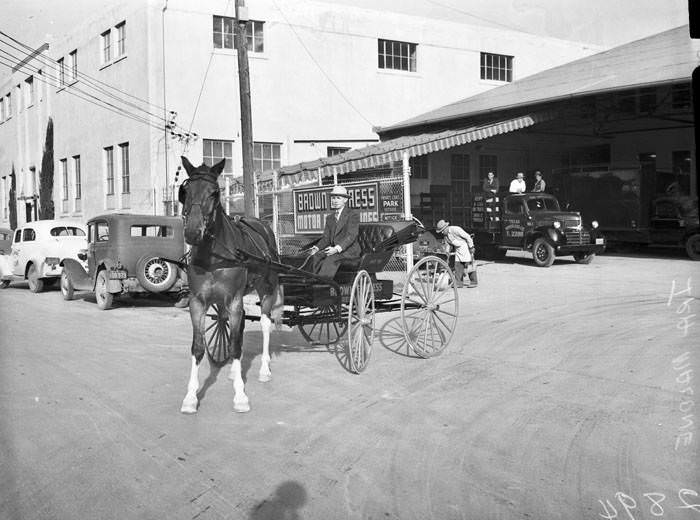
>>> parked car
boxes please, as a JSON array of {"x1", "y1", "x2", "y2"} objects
[
  {"x1": 0, "y1": 220, "x2": 87, "y2": 291},
  {"x1": 0, "y1": 227, "x2": 12, "y2": 254},
  {"x1": 60, "y1": 213, "x2": 186, "y2": 310}
]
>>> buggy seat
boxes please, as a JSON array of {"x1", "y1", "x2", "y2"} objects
[{"x1": 336, "y1": 221, "x2": 420, "y2": 274}]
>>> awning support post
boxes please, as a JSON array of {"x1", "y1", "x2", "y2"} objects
[{"x1": 402, "y1": 151, "x2": 414, "y2": 273}]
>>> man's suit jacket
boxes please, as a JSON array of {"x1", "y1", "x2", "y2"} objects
[{"x1": 317, "y1": 206, "x2": 361, "y2": 257}]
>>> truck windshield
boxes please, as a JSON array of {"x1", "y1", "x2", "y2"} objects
[{"x1": 527, "y1": 198, "x2": 560, "y2": 211}]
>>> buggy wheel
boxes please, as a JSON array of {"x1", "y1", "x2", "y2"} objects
[
  {"x1": 401, "y1": 255, "x2": 459, "y2": 358},
  {"x1": 205, "y1": 303, "x2": 232, "y2": 365},
  {"x1": 60, "y1": 272, "x2": 75, "y2": 300},
  {"x1": 347, "y1": 270, "x2": 375, "y2": 374},
  {"x1": 298, "y1": 304, "x2": 347, "y2": 345},
  {"x1": 95, "y1": 270, "x2": 114, "y2": 310}
]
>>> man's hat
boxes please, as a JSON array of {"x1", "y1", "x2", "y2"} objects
[
  {"x1": 436, "y1": 219, "x2": 449, "y2": 233},
  {"x1": 330, "y1": 185, "x2": 350, "y2": 198}
]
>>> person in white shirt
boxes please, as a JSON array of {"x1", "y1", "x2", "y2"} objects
[
  {"x1": 509, "y1": 172, "x2": 526, "y2": 193},
  {"x1": 436, "y1": 219, "x2": 477, "y2": 288}
]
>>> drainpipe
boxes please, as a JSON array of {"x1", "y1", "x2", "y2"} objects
[{"x1": 162, "y1": 0, "x2": 169, "y2": 215}]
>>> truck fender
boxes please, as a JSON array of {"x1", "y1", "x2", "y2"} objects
[
  {"x1": 60, "y1": 258, "x2": 93, "y2": 291},
  {"x1": 526, "y1": 230, "x2": 557, "y2": 249}
]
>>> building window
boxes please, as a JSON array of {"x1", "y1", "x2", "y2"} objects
[
  {"x1": 101, "y1": 30, "x2": 111, "y2": 63},
  {"x1": 202, "y1": 139, "x2": 234, "y2": 174},
  {"x1": 104, "y1": 146, "x2": 115, "y2": 195},
  {"x1": 120, "y1": 142, "x2": 130, "y2": 194},
  {"x1": 327, "y1": 146, "x2": 350, "y2": 157},
  {"x1": 409, "y1": 155, "x2": 428, "y2": 179},
  {"x1": 116, "y1": 22, "x2": 126, "y2": 57},
  {"x1": 213, "y1": 16, "x2": 264, "y2": 52},
  {"x1": 69, "y1": 50, "x2": 78, "y2": 81},
  {"x1": 378, "y1": 39, "x2": 417, "y2": 72},
  {"x1": 479, "y1": 154, "x2": 498, "y2": 178},
  {"x1": 671, "y1": 84, "x2": 691, "y2": 110},
  {"x1": 213, "y1": 15, "x2": 235, "y2": 49},
  {"x1": 60, "y1": 159, "x2": 69, "y2": 201},
  {"x1": 246, "y1": 21, "x2": 264, "y2": 53},
  {"x1": 25, "y1": 76, "x2": 34, "y2": 106},
  {"x1": 253, "y1": 142, "x2": 281, "y2": 173},
  {"x1": 6, "y1": 92, "x2": 11, "y2": 117},
  {"x1": 638, "y1": 87, "x2": 656, "y2": 113},
  {"x1": 58, "y1": 57, "x2": 65, "y2": 86},
  {"x1": 73, "y1": 155, "x2": 81, "y2": 200},
  {"x1": 0, "y1": 97, "x2": 4, "y2": 122},
  {"x1": 480, "y1": 52, "x2": 513, "y2": 82}
]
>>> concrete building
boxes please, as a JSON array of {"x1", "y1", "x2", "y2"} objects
[{"x1": 0, "y1": 0, "x2": 602, "y2": 226}]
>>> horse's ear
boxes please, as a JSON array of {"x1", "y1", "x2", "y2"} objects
[
  {"x1": 181, "y1": 156, "x2": 195, "y2": 176},
  {"x1": 211, "y1": 158, "x2": 226, "y2": 176}
]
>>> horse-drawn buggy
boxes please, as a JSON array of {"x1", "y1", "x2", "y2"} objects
[{"x1": 176, "y1": 157, "x2": 459, "y2": 414}]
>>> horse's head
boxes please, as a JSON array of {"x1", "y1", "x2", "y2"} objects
[{"x1": 179, "y1": 156, "x2": 225, "y2": 245}]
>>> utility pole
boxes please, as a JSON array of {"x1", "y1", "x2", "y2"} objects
[{"x1": 235, "y1": 0, "x2": 255, "y2": 216}]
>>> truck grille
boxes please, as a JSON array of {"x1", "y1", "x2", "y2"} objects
[{"x1": 564, "y1": 229, "x2": 590, "y2": 246}]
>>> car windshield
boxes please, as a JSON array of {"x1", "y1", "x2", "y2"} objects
[
  {"x1": 50, "y1": 226, "x2": 86, "y2": 237},
  {"x1": 527, "y1": 197, "x2": 560, "y2": 211}
]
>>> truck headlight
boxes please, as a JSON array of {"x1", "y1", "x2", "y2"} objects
[
  {"x1": 552, "y1": 221, "x2": 561, "y2": 229},
  {"x1": 591, "y1": 220, "x2": 599, "y2": 229}
]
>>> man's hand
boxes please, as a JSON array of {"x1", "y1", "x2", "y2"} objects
[
  {"x1": 308, "y1": 245, "x2": 320, "y2": 255},
  {"x1": 324, "y1": 245, "x2": 340, "y2": 256}
]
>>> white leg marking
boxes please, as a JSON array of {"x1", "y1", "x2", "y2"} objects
[
  {"x1": 180, "y1": 356, "x2": 200, "y2": 414},
  {"x1": 231, "y1": 358, "x2": 250, "y2": 413},
  {"x1": 258, "y1": 314, "x2": 272, "y2": 382}
]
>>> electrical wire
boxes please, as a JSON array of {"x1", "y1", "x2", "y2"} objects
[
  {"x1": 0, "y1": 55, "x2": 166, "y2": 132},
  {"x1": 424, "y1": 0, "x2": 532, "y2": 35},
  {"x1": 271, "y1": 0, "x2": 374, "y2": 127}
]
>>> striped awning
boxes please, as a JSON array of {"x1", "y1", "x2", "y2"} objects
[{"x1": 271, "y1": 113, "x2": 545, "y2": 188}]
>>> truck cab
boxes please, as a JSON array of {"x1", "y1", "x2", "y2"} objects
[
  {"x1": 648, "y1": 196, "x2": 700, "y2": 259},
  {"x1": 471, "y1": 192, "x2": 606, "y2": 267}
]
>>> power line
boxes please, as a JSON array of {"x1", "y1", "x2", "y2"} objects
[
  {"x1": 424, "y1": 0, "x2": 533, "y2": 36},
  {"x1": 271, "y1": 0, "x2": 374, "y2": 128},
  {"x1": 0, "y1": 55, "x2": 166, "y2": 132}
]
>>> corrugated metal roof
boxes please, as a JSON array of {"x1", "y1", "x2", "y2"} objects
[
  {"x1": 378, "y1": 25, "x2": 696, "y2": 134},
  {"x1": 270, "y1": 113, "x2": 547, "y2": 185}
]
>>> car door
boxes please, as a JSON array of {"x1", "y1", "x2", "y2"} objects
[
  {"x1": 9, "y1": 228, "x2": 22, "y2": 274},
  {"x1": 88, "y1": 220, "x2": 110, "y2": 277},
  {"x1": 650, "y1": 200, "x2": 682, "y2": 244},
  {"x1": 14, "y1": 227, "x2": 37, "y2": 276},
  {"x1": 502, "y1": 196, "x2": 527, "y2": 247}
]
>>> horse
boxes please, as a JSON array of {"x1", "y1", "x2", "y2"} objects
[{"x1": 178, "y1": 156, "x2": 283, "y2": 413}]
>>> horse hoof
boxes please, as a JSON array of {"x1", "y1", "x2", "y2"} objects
[
  {"x1": 258, "y1": 372, "x2": 271, "y2": 383},
  {"x1": 233, "y1": 400, "x2": 250, "y2": 413},
  {"x1": 180, "y1": 404, "x2": 198, "y2": 414}
]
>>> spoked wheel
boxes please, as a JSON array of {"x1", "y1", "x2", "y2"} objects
[
  {"x1": 347, "y1": 270, "x2": 375, "y2": 374},
  {"x1": 401, "y1": 255, "x2": 459, "y2": 358},
  {"x1": 298, "y1": 304, "x2": 347, "y2": 345},
  {"x1": 205, "y1": 303, "x2": 232, "y2": 365}
]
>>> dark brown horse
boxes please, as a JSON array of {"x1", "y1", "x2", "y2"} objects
[{"x1": 178, "y1": 156, "x2": 283, "y2": 413}]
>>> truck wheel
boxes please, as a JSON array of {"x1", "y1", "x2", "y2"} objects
[
  {"x1": 1, "y1": 280, "x2": 10, "y2": 289},
  {"x1": 532, "y1": 238, "x2": 555, "y2": 267},
  {"x1": 685, "y1": 234, "x2": 700, "y2": 260},
  {"x1": 27, "y1": 264, "x2": 45, "y2": 293},
  {"x1": 479, "y1": 245, "x2": 506, "y2": 260},
  {"x1": 573, "y1": 252, "x2": 595, "y2": 264},
  {"x1": 61, "y1": 272, "x2": 75, "y2": 301}
]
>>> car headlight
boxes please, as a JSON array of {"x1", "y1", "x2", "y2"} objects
[
  {"x1": 552, "y1": 221, "x2": 561, "y2": 229},
  {"x1": 591, "y1": 220, "x2": 599, "y2": 229}
]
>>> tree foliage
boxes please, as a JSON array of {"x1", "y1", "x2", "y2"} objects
[{"x1": 39, "y1": 117, "x2": 55, "y2": 220}]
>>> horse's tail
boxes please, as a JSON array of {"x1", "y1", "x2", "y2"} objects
[{"x1": 271, "y1": 283, "x2": 284, "y2": 327}]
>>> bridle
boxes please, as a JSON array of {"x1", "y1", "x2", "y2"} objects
[{"x1": 180, "y1": 175, "x2": 221, "y2": 239}]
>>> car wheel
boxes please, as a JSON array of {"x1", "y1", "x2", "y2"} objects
[
  {"x1": 136, "y1": 255, "x2": 178, "y2": 293},
  {"x1": 532, "y1": 238, "x2": 555, "y2": 267},
  {"x1": 27, "y1": 264, "x2": 45, "y2": 293},
  {"x1": 61, "y1": 272, "x2": 75, "y2": 301},
  {"x1": 685, "y1": 233, "x2": 700, "y2": 261},
  {"x1": 95, "y1": 270, "x2": 114, "y2": 310},
  {"x1": 573, "y1": 252, "x2": 595, "y2": 264}
]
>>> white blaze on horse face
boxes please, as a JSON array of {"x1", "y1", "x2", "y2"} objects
[
  {"x1": 259, "y1": 314, "x2": 272, "y2": 382},
  {"x1": 230, "y1": 359, "x2": 250, "y2": 412},
  {"x1": 180, "y1": 356, "x2": 200, "y2": 414}
]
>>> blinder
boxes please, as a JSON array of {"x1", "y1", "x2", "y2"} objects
[{"x1": 178, "y1": 179, "x2": 189, "y2": 205}]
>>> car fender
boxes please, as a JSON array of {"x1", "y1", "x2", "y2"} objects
[{"x1": 60, "y1": 258, "x2": 93, "y2": 291}]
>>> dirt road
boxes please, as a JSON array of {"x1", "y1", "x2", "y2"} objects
[{"x1": 1, "y1": 252, "x2": 698, "y2": 519}]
